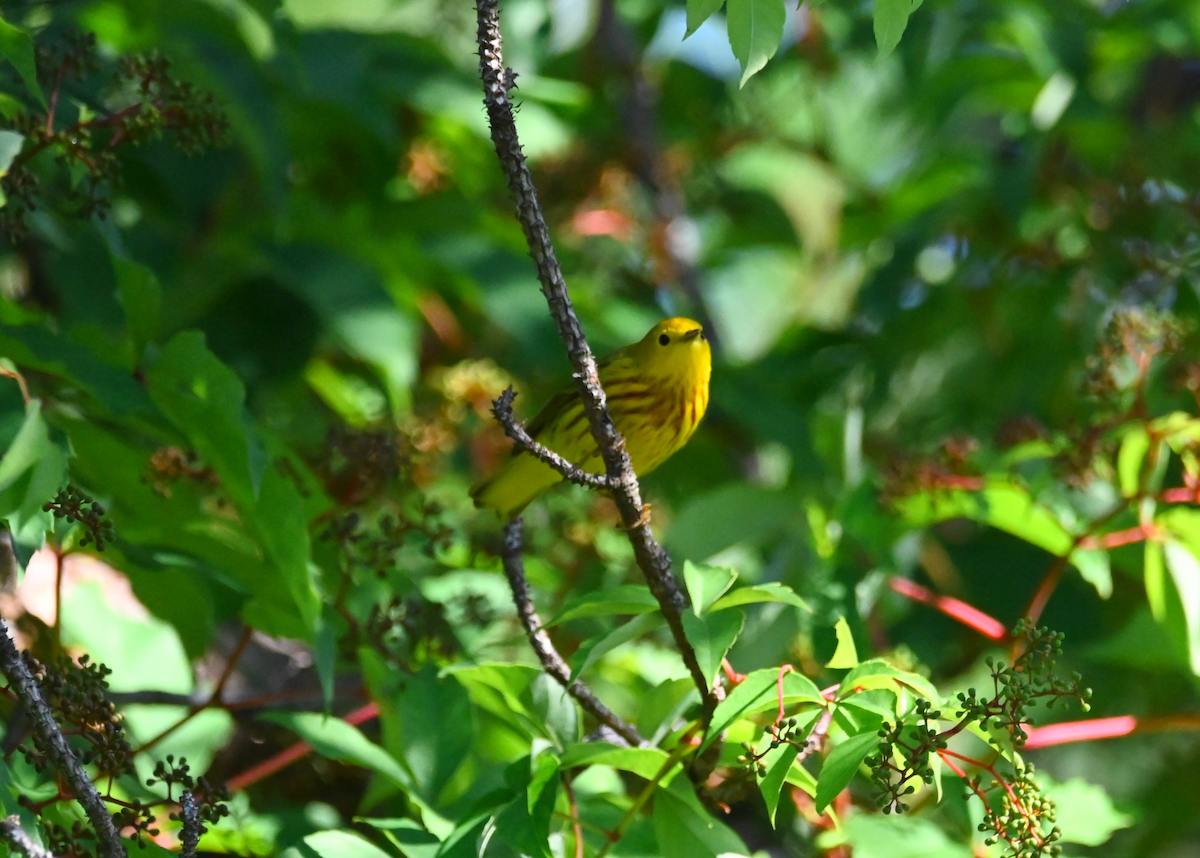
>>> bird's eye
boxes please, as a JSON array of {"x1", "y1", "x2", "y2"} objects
[{"x1": 659, "y1": 333, "x2": 670, "y2": 346}]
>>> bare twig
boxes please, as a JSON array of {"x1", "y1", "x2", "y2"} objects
[
  {"x1": 475, "y1": 0, "x2": 715, "y2": 730},
  {"x1": 0, "y1": 816, "x2": 54, "y2": 858},
  {"x1": 492, "y1": 388, "x2": 613, "y2": 490},
  {"x1": 0, "y1": 618, "x2": 125, "y2": 858},
  {"x1": 178, "y1": 791, "x2": 203, "y2": 858},
  {"x1": 501, "y1": 519, "x2": 643, "y2": 747}
]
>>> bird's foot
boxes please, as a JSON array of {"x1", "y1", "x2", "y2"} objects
[{"x1": 622, "y1": 503, "x2": 653, "y2": 531}]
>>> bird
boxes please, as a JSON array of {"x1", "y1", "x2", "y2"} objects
[{"x1": 471, "y1": 317, "x2": 712, "y2": 518}]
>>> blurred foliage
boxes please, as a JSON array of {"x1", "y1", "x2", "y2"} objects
[{"x1": 2, "y1": 0, "x2": 1200, "y2": 855}]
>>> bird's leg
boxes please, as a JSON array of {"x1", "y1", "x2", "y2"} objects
[{"x1": 622, "y1": 503, "x2": 653, "y2": 531}]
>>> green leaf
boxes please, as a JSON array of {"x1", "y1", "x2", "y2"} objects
[
  {"x1": 297, "y1": 831, "x2": 394, "y2": 858},
  {"x1": 113, "y1": 258, "x2": 162, "y2": 366},
  {"x1": 1041, "y1": 775, "x2": 1133, "y2": 846},
  {"x1": 874, "y1": 0, "x2": 922, "y2": 57},
  {"x1": 493, "y1": 755, "x2": 558, "y2": 858},
  {"x1": 710, "y1": 581, "x2": 811, "y2": 612},
  {"x1": 259, "y1": 711, "x2": 419, "y2": 793},
  {"x1": 756, "y1": 738, "x2": 800, "y2": 826},
  {"x1": 559, "y1": 742, "x2": 674, "y2": 780},
  {"x1": 682, "y1": 608, "x2": 744, "y2": 689},
  {"x1": 815, "y1": 731, "x2": 879, "y2": 813},
  {"x1": 898, "y1": 480, "x2": 1073, "y2": 555},
  {"x1": 653, "y1": 777, "x2": 750, "y2": 858},
  {"x1": 355, "y1": 819, "x2": 441, "y2": 858},
  {"x1": 1071, "y1": 547, "x2": 1112, "y2": 599},
  {"x1": 1117, "y1": 426, "x2": 1151, "y2": 498},
  {"x1": 569, "y1": 611, "x2": 663, "y2": 681},
  {"x1": 726, "y1": 0, "x2": 786, "y2": 87},
  {"x1": 147, "y1": 332, "x2": 319, "y2": 637},
  {"x1": 684, "y1": 560, "x2": 738, "y2": 615},
  {"x1": 840, "y1": 659, "x2": 939, "y2": 702},
  {"x1": 1162, "y1": 541, "x2": 1200, "y2": 674},
  {"x1": 1145, "y1": 540, "x2": 1166, "y2": 621},
  {"x1": 0, "y1": 400, "x2": 65, "y2": 548},
  {"x1": 546, "y1": 584, "x2": 660, "y2": 625},
  {"x1": 0, "y1": 16, "x2": 44, "y2": 107},
  {"x1": 637, "y1": 678, "x2": 697, "y2": 745},
  {"x1": 827, "y1": 616, "x2": 859, "y2": 669},
  {"x1": 704, "y1": 668, "x2": 824, "y2": 751},
  {"x1": 686, "y1": 0, "x2": 725, "y2": 37},
  {"x1": 0, "y1": 130, "x2": 23, "y2": 177}
]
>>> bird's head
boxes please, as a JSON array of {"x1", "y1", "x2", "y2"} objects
[{"x1": 626, "y1": 317, "x2": 711, "y2": 383}]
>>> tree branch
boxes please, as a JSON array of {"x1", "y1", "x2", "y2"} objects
[
  {"x1": 475, "y1": 0, "x2": 716, "y2": 731},
  {"x1": 0, "y1": 817, "x2": 54, "y2": 858},
  {"x1": 491, "y1": 387, "x2": 613, "y2": 490},
  {"x1": 178, "y1": 791, "x2": 202, "y2": 858},
  {"x1": 501, "y1": 519, "x2": 643, "y2": 747},
  {"x1": 0, "y1": 618, "x2": 125, "y2": 858}
]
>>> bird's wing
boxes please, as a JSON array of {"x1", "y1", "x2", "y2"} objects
[{"x1": 521, "y1": 350, "x2": 627, "y2": 443}]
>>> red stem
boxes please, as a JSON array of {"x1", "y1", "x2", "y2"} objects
[
  {"x1": 888, "y1": 577, "x2": 1007, "y2": 640},
  {"x1": 225, "y1": 702, "x2": 379, "y2": 793}
]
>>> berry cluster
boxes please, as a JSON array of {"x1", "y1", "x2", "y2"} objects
[
  {"x1": 43, "y1": 485, "x2": 114, "y2": 551},
  {"x1": 0, "y1": 30, "x2": 228, "y2": 236}
]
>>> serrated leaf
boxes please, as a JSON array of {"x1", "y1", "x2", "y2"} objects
[
  {"x1": 682, "y1": 608, "x2": 744, "y2": 689},
  {"x1": 0, "y1": 130, "x2": 22, "y2": 177},
  {"x1": 840, "y1": 659, "x2": 939, "y2": 702},
  {"x1": 653, "y1": 777, "x2": 750, "y2": 858},
  {"x1": 874, "y1": 0, "x2": 922, "y2": 57},
  {"x1": 756, "y1": 738, "x2": 800, "y2": 826},
  {"x1": 686, "y1": 0, "x2": 726, "y2": 37},
  {"x1": 827, "y1": 616, "x2": 859, "y2": 669},
  {"x1": 1071, "y1": 547, "x2": 1112, "y2": 599},
  {"x1": 0, "y1": 16, "x2": 44, "y2": 107},
  {"x1": 1162, "y1": 541, "x2": 1200, "y2": 674},
  {"x1": 727, "y1": 0, "x2": 786, "y2": 86},
  {"x1": 704, "y1": 668, "x2": 824, "y2": 751},
  {"x1": 684, "y1": 560, "x2": 738, "y2": 615},
  {"x1": 710, "y1": 581, "x2": 811, "y2": 612},
  {"x1": 1145, "y1": 540, "x2": 1166, "y2": 621},
  {"x1": 546, "y1": 585, "x2": 660, "y2": 625},
  {"x1": 1118, "y1": 427, "x2": 1151, "y2": 498},
  {"x1": 113, "y1": 258, "x2": 162, "y2": 366},
  {"x1": 815, "y1": 731, "x2": 879, "y2": 813},
  {"x1": 569, "y1": 612, "x2": 663, "y2": 681},
  {"x1": 559, "y1": 742, "x2": 674, "y2": 780}
]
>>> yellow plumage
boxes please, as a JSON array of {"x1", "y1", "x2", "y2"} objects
[{"x1": 472, "y1": 318, "x2": 712, "y2": 518}]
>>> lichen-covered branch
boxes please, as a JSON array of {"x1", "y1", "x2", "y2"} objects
[
  {"x1": 178, "y1": 791, "x2": 202, "y2": 858},
  {"x1": 501, "y1": 519, "x2": 643, "y2": 747},
  {"x1": 0, "y1": 816, "x2": 55, "y2": 858},
  {"x1": 0, "y1": 618, "x2": 125, "y2": 858},
  {"x1": 492, "y1": 387, "x2": 614, "y2": 490},
  {"x1": 475, "y1": 0, "x2": 716, "y2": 728}
]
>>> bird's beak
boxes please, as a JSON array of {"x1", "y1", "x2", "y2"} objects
[{"x1": 682, "y1": 328, "x2": 703, "y2": 342}]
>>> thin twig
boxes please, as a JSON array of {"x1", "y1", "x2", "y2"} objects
[
  {"x1": 492, "y1": 388, "x2": 613, "y2": 490},
  {"x1": 178, "y1": 791, "x2": 203, "y2": 858},
  {"x1": 0, "y1": 617, "x2": 125, "y2": 858},
  {"x1": 475, "y1": 0, "x2": 715, "y2": 731},
  {"x1": 501, "y1": 519, "x2": 642, "y2": 747},
  {"x1": 0, "y1": 816, "x2": 54, "y2": 858}
]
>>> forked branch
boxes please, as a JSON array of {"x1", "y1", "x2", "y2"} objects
[{"x1": 474, "y1": 0, "x2": 716, "y2": 729}]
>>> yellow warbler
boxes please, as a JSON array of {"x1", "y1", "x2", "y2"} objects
[{"x1": 472, "y1": 317, "x2": 712, "y2": 518}]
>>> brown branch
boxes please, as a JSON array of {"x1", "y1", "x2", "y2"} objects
[
  {"x1": 492, "y1": 388, "x2": 613, "y2": 490},
  {"x1": 0, "y1": 617, "x2": 126, "y2": 858},
  {"x1": 0, "y1": 816, "x2": 55, "y2": 858},
  {"x1": 501, "y1": 519, "x2": 642, "y2": 747},
  {"x1": 475, "y1": 0, "x2": 715, "y2": 731}
]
